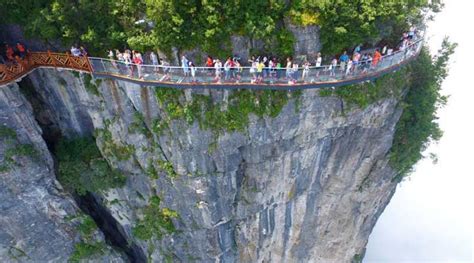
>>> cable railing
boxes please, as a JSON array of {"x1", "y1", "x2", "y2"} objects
[
  {"x1": 1, "y1": 38, "x2": 423, "y2": 89},
  {"x1": 89, "y1": 38, "x2": 423, "y2": 89}
]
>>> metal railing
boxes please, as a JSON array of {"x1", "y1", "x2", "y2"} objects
[
  {"x1": 1, "y1": 38, "x2": 423, "y2": 89},
  {"x1": 89, "y1": 38, "x2": 423, "y2": 88}
]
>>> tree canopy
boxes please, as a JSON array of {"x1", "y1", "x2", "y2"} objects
[{"x1": 0, "y1": 0, "x2": 442, "y2": 57}]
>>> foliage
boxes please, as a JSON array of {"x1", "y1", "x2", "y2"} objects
[
  {"x1": 153, "y1": 88, "x2": 298, "y2": 134},
  {"x1": 4, "y1": 144, "x2": 38, "y2": 167},
  {"x1": 0, "y1": 0, "x2": 145, "y2": 54},
  {"x1": 0, "y1": 0, "x2": 442, "y2": 57},
  {"x1": 390, "y1": 39, "x2": 456, "y2": 180},
  {"x1": 77, "y1": 215, "x2": 98, "y2": 238},
  {"x1": 315, "y1": 39, "x2": 455, "y2": 180},
  {"x1": 318, "y1": 67, "x2": 409, "y2": 109},
  {"x1": 1, "y1": 125, "x2": 37, "y2": 172},
  {"x1": 94, "y1": 126, "x2": 135, "y2": 161},
  {"x1": 128, "y1": 111, "x2": 151, "y2": 137},
  {"x1": 0, "y1": 125, "x2": 17, "y2": 139},
  {"x1": 146, "y1": 160, "x2": 159, "y2": 179},
  {"x1": 290, "y1": 0, "x2": 442, "y2": 55},
  {"x1": 132, "y1": 196, "x2": 178, "y2": 240},
  {"x1": 83, "y1": 74, "x2": 101, "y2": 96},
  {"x1": 55, "y1": 137, "x2": 126, "y2": 195},
  {"x1": 275, "y1": 29, "x2": 296, "y2": 59},
  {"x1": 69, "y1": 241, "x2": 105, "y2": 263},
  {"x1": 158, "y1": 160, "x2": 177, "y2": 179}
]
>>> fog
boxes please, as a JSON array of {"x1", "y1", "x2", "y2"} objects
[{"x1": 364, "y1": 1, "x2": 474, "y2": 262}]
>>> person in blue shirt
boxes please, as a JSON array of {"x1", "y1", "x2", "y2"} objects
[{"x1": 339, "y1": 51, "x2": 349, "y2": 73}]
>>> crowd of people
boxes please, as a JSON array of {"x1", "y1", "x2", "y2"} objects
[
  {"x1": 103, "y1": 26, "x2": 419, "y2": 84},
  {"x1": 3, "y1": 26, "x2": 419, "y2": 85},
  {"x1": 0, "y1": 42, "x2": 27, "y2": 64}
]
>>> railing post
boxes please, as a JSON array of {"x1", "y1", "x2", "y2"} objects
[
  {"x1": 48, "y1": 50, "x2": 56, "y2": 68},
  {"x1": 85, "y1": 56, "x2": 94, "y2": 73}
]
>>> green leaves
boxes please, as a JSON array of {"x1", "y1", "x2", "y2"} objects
[
  {"x1": 1, "y1": 0, "x2": 441, "y2": 58},
  {"x1": 390, "y1": 40, "x2": 457, "y2": 180},
  {"x1": 132, "y1": 196, "x2": 178, "y2": 240},
  {"x1": 56, "y1": 137, "x2": 126, "y2": 195}
]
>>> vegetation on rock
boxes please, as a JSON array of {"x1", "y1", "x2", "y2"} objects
[
  {"x1": 1, "y1": 125, "x2": 38, "y2": 172},
  {"x1": 318, "y1": 39, "x2": 456, "y2": 180},
  {"x1": 390, "y1": 38, "x2": 456, "y2": 180},
  {"x1": 154, "y1": 88, "x2": 299, "y2": 133},
  {"x1": 69, "y1": 241, "x2": 105, "y2": 263},
  {"x1": 55, "y1": 137, "x2": 126, "y2": 195},
  {"x1": 69, "y1": 214, "x2": 105, "y2": 262},
  {"x1": 132, "y1": 196, "x2": 178, "y2": 240},
  {"x1": 94, "y1": 121, "x2": 136, "y2": 161}
]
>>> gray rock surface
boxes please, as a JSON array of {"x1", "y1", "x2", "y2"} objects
[
  {"x1": 0, "y1": 83, "x2": 125, "y2": 262},
  {"x1": 12, "y1": 68, "x2": 402, "y2": 262},
  {"x1": 286, "y1": 20, "x2": 322, "y2": 61}
]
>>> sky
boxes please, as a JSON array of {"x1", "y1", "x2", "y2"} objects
[{"x1": 364, "y1": 1, "x2": 474, "y2": 262}]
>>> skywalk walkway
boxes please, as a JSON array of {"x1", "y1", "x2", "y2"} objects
[{"x1": 0, "y1": 39, "x2": 422, "y2": 90}]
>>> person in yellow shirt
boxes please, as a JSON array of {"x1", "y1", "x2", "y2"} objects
[{"x1": 257, "y1": 60, "x2": 264, "y2": 82}]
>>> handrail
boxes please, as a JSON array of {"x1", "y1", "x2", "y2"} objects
[
  {"x1": 0, "y1": 51, "x2": 92, "y2": 86},
  {"x1": 0, "y1": 37, "x2": 423, "y2": 89}
]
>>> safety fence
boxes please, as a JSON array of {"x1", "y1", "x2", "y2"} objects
[{"x1": 0, "y1": 38, "x2": 423, "y2": 89}]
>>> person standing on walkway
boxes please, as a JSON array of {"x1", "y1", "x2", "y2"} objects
[
  {"x1": 339, "y1": 51, "x2": 349, "y2": 74},
  {"x1": 234, "y1": 59, "x2": 242, "y2": 83},
  {"x1": 16, "y1": 43, "x2": 26, "y2": 59},
  {"x1": 108, "y1": 49, "x2": 117, "y2": 68},
  {"x1": 250, "y1": 60, "x2": 257, "y2": 82},
  {"x1": 214, "y1": 59, "x2": 222, "y2": 83},
  {"x1": 133, "y1": 51, "x2": 143, "y2": 78},
  {"x1": 150, "y1": 51, "x2": 159, "y2": 72},
  {"x1": 108, "y1": 49, "x2": 115, "y2": 60},
  {"x1": 330, "y1": 57, "x2": 338, "y2": 77},
  {"x1": 372, "y1": 49, "x2": 382, "y2": 69},
  {"x1": 79, "y1": 46, "x2": 88, "y2": 57},
  {"x1": 315, "y1": 52, "x2": 322, "y2": 78},
  {"x1": 302, "y1": 60, "x2": 310, "y2": 82},
  {"x1": 189, "y1": 61, "x2": 196, "y2": 82},
  {"x1": 5, "y1": 44, "x2": 15, "y2": 62},
  {"x1": 352, "y1": 52, "x2": 361, "y2": 72},
  {"x1": 256, "y1": 59, "x2": 264, "y2": 83},
  {"x1": 285, "y1": 57, "x2": 292, "y2": 80},
  {"x1": 71, "y1": 46, "x2": 81, "y2": 57},
  {"x1": 181, "y1": 55, "x2": 189, "y2": 77},
  {"x1": 345, "y1": 59, "x2": 353, "y2": 76},
  {"x1": 224, "y1": 57, "x2": 232, "y2": 81},
  {"x1": 124, "y1": 49, "x2": 132, "y2": 76}
]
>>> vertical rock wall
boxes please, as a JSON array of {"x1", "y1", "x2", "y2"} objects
[
  {"x1": 0, "y1": 83, "x2": 124, "y2": 262},
  {"x1": 11, "y1": 68, "x2": 402, "y2": 262}
]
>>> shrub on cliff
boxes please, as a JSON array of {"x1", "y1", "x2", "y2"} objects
[
  {"x1": 55, "y1": 137, "x2": 126, "y2": 195},
  {"x1": 390, "y1": 38, "x2": 457, "y2": 180}
]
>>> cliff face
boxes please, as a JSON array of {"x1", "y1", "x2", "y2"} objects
[
  {"x1": 1, "y1": 68, "x2": 401, "y2": 262},
  {"x1": 0, "y1": 83, "x2": 124, "y2": 262}
]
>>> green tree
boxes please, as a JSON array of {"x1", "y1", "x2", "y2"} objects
[{"x1": 390, "y1": 38, "x2": 456, "y2": 180}]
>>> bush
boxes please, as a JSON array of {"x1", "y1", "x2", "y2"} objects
[
  {"x1": 0, "y1": 125, "x2": 17, "y2": 139},
  {"x1": 69, "y1": 241, "x2": 105, "y2": 263},
  {"x1": 132, "y1": 196, "x2": 178, "y2": 241},
  {"x1": 153, "y1": 88, "x2": 299, "y2": 134},
  {"x1": 55, "y1": 137, "x2": 126, "y2": 195},
  {"x1": 77, "y1": 215, "x2": 98, "y2": 238},
  {"x1": 390, "y1": 39, "x2": 456, "y2": 180}
]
